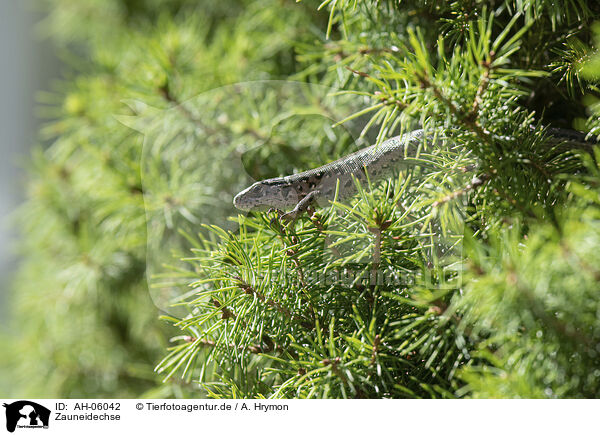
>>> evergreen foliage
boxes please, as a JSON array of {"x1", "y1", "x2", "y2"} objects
[{"x1": 3, "y1": 0, "x2": 600, "y2": 398}]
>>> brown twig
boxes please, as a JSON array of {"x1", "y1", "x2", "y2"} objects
[
  {"x1": 234, "y1": 276, "x2": 293, "y2": 318},
  {"x1": 433, "y1": 173, "x2": 491, "y2": 207}
]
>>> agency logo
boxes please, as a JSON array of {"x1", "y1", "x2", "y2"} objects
[{"x1": 2, "y1": 401, "x2": 50, "y2": 433}]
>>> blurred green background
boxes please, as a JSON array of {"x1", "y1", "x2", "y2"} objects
[{"x1": 0, "y1": 1, "x2": 61, "y2": 396}]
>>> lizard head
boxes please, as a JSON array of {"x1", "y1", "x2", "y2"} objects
[{"x1": 233, "y1": 178, "x2": 297, "y2": 211}]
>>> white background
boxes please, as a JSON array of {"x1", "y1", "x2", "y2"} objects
[{"x1": 1, "y1": 399, "x2": 597, "y2": 435}]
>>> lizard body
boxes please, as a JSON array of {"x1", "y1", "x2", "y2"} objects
[
  {"x1": 233, "y1": 129, "x2": 430, "y2": 212},
  {"x1": 233, "y1": 128, "x2": 596, "y2": 214}
]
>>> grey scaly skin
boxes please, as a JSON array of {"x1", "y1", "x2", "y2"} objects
[
  {"x1": 233, "y1": 128, "x2": 596, "y2": 219},
  {"x1": 233, "y1": 130, "x2": 431, "y2": 217}
]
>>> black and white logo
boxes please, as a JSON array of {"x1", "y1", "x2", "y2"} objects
[{"x1": 3, "y1": 401, "x2": 50, "y2": 433}]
